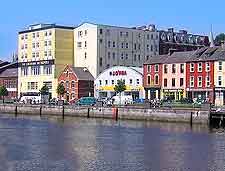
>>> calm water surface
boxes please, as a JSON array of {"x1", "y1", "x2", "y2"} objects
[{"x1": 0, "y1": 114, "x2": 224, "y2": 171}]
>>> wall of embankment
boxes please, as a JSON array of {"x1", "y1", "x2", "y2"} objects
[{"x1": 0, "y1": 104, "x2": 209, "y2": 124}]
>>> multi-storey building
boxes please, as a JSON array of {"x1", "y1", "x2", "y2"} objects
[
  {"x1": 159, "y1": 28, "x2": 209, "y2": 55},
  {"x1": 18, "y1": 24, "x2": 75, "y2": 98},
  {"x1": 74, "y1": 22, "x2": 159, "y2": 78}
]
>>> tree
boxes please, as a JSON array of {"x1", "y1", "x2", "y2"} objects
[
  {"x1": 215, "y1": 33, "x2": 225, "y2": 45},
  {"x1": 57, "y1": 83, "x2": 65, "y2": 100},
  {"x1": 114, "y1": 79, "x2": 126, "y2": 105},
  {"x1": 40, "y1": 84, "x2": 49, "y2": 95},
  {"x1": 0, "y1": 86, "x2": 8, "y2": 103},
  {"x1": 40, "y1": 85, "x2": 49, "y2": 104}
]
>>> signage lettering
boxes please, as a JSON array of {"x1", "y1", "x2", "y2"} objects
[
  {"x1": 109, "y1": 70, "x2": 127, "y2": 76},
  {"x1": 19, "y1": 60, "x2": 54, "y2": 67}
]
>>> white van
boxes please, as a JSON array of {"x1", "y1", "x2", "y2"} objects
[
  {"x1": 111, "y1": 95, "x2": 133, "y2": 105},
  {"x1": 19, "y1": 92, "x2": 41, "y2": 104}
]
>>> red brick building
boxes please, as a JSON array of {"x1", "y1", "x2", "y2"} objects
[
  {"x1": 186, "y1": 48, "x2": 216, "y2": 103},
  {"x1": 143, "y1": 55, "x2": 168, "y2": 100},
  {"x1": 58, "y1": 65, "x2": 94, "y2": 102},
  {"x1": 0, "y1": 62, "x2": 18, "y2": 100}
]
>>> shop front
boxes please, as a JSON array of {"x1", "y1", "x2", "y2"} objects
[
  {"x1": 214, "y1": 88, "x2": 225, "y2": 106},
  {"x1": 186, "y1": 88, "x2": 214, "y2": 103},
  {"x1": 162, "y1": 89, "x2": 185, "y2": 101}
]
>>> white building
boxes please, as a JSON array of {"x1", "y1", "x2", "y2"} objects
[
  {"x1": 95, "y1": 66, "x2": 145, "y2": 101},
  {"x1": 74, "y1": 22, "x2": 159, "y2": 78}
]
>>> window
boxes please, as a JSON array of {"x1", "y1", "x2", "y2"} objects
[
  {"x1": 77, "y1": 42, "x2": 82, "y2": 48},
  {"x1": 147, "y1": 75, "x2": 151, "y2": 85},
  {"x1": 45, "y1": 41, "x2": 48, "y2": 46},
  {"x1": 121, "y1": 53, "x2": 124, "y2": 60},
  {"x1": 134, "y1": 43, "x2": 137, "y2": 50},
  {"x1": 84, "y1": 41, "x2": 87, "y2": 48},
  {"x1": 108, "y1": 41, "x2": 111, "y2": 48},
  {"x1": 43, "y1": 81, "x2": 52, "y2": 90},
  {"x1": 44, "y1": 51, "x2": 47, "y2": 57},
  {"x1": 125, "y1": 54, "x2": 128, "y2": 59},
  {"x1": 49, "y1": 51, "x2": 52, "y2": 57},
  {"x1": 136, "y1": 79, "x2": 140, "y2": 85},
  {"x1": 85, "y1": 30, "x2": 87, "y2": 36},
  {"x1": 172, "y1": 64, "x2": 176, "y2": 73},
  {"x1": 112, "y1": 80, "x2": 115, "y2": 85},
  {"x1": 113, "y1": 41, "x2": 116, "y2": 48},
  {"x1": 218, "y1": 76, "x2": 222, "y2": 86},
  {"x1": 120, "y1": 32, "x2": 123, "y2": 37},
  {"x1": 138, "y1": 44, "x2": 141, "y2": 50},
  {"x1": 147, "y1": 65, "x2": 151, "y2": 72},
  {"x1": 99, "y1": 39, "x2": 103, "y2": 44},
  {"x1": 164, "y1": 78, "x2": 167, "y2": 87},
  {"x1": 206, "y1": 62, "x2": 210, "y2": 72},
  {"x1": 130, "y1": 79, "x2": 133, "y2": 84},
  {"x1": 32, "y1": 52, "x2": 35, "y2": 58},
  {"x1": 108, "y1": 52, "x2": 110, "y2": 59},
  {"x1": 138, "y1": 55, "x2": 141, "y2": 61},
  {"x1": 105, "y1": 80, "x2": 108, "y2": 85},
  {"x1": 206, "y1": 76, "x2": 210, "y2": 87},
  {"x1": 112, "y1": 52, "x2": 115, "y2": 60},
  {"x1": 164, "y1": 65, "x2": 168, "y2": 74},
  {"x1": 147, "y1": 34, "x2": 150, "y2": 40},
  {"x1": 48, "y1": 41, "x2": 52, "y2": 46},
  {"x1": 180, "y1": 64, "x2": 184, "y2": 73},
  {"x1": 190, "y1": 63, "x2": 194, "y2": 72},
  {"x1": 126, "y1": 32, "x2": 129, "y2": 37},
  {"x1": 36, "y1": 52, "x2": 39, "y2": 58},
  {"x1": 190, "y1": 76, "x2": 194, "y2": 87},
  {"x1": 121, "y1": 43, "x2": 124, "y2": 48},
  {"x1": 147, "y1": 44, "x2": 150, "y2": 51},
  {"x1": 25, "y1": 44, "x2": 27, "y2": 49},
  {"x1": 21, "y1": 67, "x2": 28, "y2": 76},
  {"x1": 99, "y1": 80, "x2": 102, "y2": 86},
  {"x1": 151, "y1": 45, "x2": 153, "y2": 51},
  {"x1": 25, "y1": 34, "x2": 28, "y2": 39},
  {"x1": 36, "y1": 42, "x2": 39, "y2": 48},
  {"x1": 126, "y1": 43, "x2": 129, "y2": 49},
  {"x1": 219, "y1": 61, "x2": 223, "y2": 71},
  {"x1": 85, "y1": 52, "x2": 87, "y2": 59},
  {"x1": 134, "y1": 54, "x2": 137, "y2": 61},
  {"x1": 198, "y1": 76, "x2": 202, "y2": 87},
  {"x1": 66, "y1": 81, "x2": 69, "y2": 89},
  {"x1": 155, "y1": 75, "x2": 159, "y2": 85},
  {"x1": 99, "y1": 29, "x2": 103, "y2": 34},
  {"x1": 155, "y1": 64, "x2": 159, "y2": 72},
  {"x1": 31, "y1": 66, "x2": 40, "y2": 75},
  {"x1": 172, "y1": 78, "x2": 176, "y2": 87},
  {"x1": 28, "y1": 82, "x2": 38, "y2": 90},
  {"x1": 180, "y1": 78, "x2": 184, "y2": 87},
  {"x1": 32, "y1": 33, "x2": 35, "y2": 38},
  {"x1": 99, "y1": 58, "x2": 103, "y2": 67},
  {"x1": 198, "y1": 62, "x2": 202, "y2": 72},
  {"x1": 43, "y1": 65, "x2": 52, "y2": 75},
  {"x1": 32, "y1": 43, "x2": 35, "y2": 48}
]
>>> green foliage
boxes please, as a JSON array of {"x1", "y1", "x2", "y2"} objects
[
  {"x1": 114, "y1": 79, "x2": 126, "y2": 94},
  {"x1": 0, "y1": 86, "x2": 8, "y2": 103},
  {"x1": 40, "y1": 85, "x2": 49, "y2": 95},
  {"x1": 57, "y1": 83, "x2": 66, "y2": 97},
  {"x1": 215, "y1": 33, "x2": 225, "y2": 45}
]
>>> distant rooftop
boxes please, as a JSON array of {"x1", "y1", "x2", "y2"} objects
[{"x1": 19, "y1": 23, "x2": 75, "y2": 34}]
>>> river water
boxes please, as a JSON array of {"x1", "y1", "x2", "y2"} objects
[{"x1": 0, "y1": 114, "x2": 224, "y2": 171}]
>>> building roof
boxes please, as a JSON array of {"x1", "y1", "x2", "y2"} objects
[
  {"x1": 19, "y1": 23, "x2": 75, "y2": 34},
  {"x1": 188, "y1": 47, "x2": 219, "y2": 62},
  {"x1": 144, "y1": 55, "x2": 169, "y2": 65},
  {"x1": 0, "y1": 68, "x2": 18, "y2": 78},
  {"x1": 71, "y1": 67, "x2": 94, "y2": 81},
  {"x1": 165, "y1": 51, "x2": 195, "y2": 64}
]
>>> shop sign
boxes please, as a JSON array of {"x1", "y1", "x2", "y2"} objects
[
  {"x1": 109, "y1": 70, "x2": 127, "y2": 76},
  {"x1": 19, "y1": 60, "x2": 54, "y2": 67}
]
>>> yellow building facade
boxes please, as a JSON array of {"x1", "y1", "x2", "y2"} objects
[{"x1": 18, "y1": 24, "x2": 74, "y2": 98}]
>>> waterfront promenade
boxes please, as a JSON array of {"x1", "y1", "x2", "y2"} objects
[{"x1": 0, "y1": 104, "x2": 209, "y2": 124}]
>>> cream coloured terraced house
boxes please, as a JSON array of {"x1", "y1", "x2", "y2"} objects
[
  {"x1": 18, "y1": 24, "x2": 74, "y2": 98},
  {"x1": 74, "y1": 22, "x2": 160, "y2": 78}
]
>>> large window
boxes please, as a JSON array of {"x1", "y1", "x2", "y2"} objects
[
  {"x1": 43, "y1": 65, "x2": 52, "y2": 75},
  {"x1": 190, "y1": 63, "x2": 194, "y2": 72},
  {"x1": 172, "y1": 78, "x2": 175, "y2": 87},
  {"x1": 218, "y1": 76, "x2": 222, "y2": 86},
  {"x1": 198, "y1": 62, "x2": 202, "y2": 72},
  {"x1": 21, "y1": 67, "x2": 28, "y2": 76},
  {"x1": 172, "y1": 64, "x2": 176, "y2": 73},
  {"x1": 180, "y1": 64, "x2": 184, "y2": 73},
  {"x1": 190, "y1": 76, "x2": 194, "y2": 87},
  {"x1": 31, "y1": 66, "x2": 40, "y2": 75},
  {"x1": 155, "y1": 64, "x2": 159, "y2": 72},
  {"x1": 164, "y1": 78, "x2": 167, "y2": 87},
  {"x1": 164, "y1": 65, "x2": 168, "y2": 74},
  {"x1": 198, "y1": 76, "x2": 202, "y2": 87},
  {"x1": 154, "y1": 75, "x2": 159, "y2": 85},
  {"x1": 219, "y1": 61, "x2": 223, "y2": 71}
]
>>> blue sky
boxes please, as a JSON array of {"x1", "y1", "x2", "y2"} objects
[{"x1": 0, "y1": 0, "x2": 224, "y2": 60}]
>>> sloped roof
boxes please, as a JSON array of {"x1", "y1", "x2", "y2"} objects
[
  {"x1": 165, "y1": 51, "x2": 195, "y2": 64},
  {"x1": 0, "y1": 68, "x2": 18, "y2": 78},
  {"x1": 71, "y1": 67, "x2": 94, "y2": 81},
  {"x1": 144, "y1": 55, "x2": 169, "y2": 64}
]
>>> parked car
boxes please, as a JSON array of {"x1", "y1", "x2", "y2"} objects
[{"x1": 76, "y1": 97, "x2": 96, "y2": 106}]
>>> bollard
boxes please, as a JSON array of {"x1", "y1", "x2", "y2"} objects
[
  {"x1": 87, "y1": 108, "x2": 90, "y2": 118},
  {"x1": 40, "y1": 106, "x2": 42, "y2": 117},
  {"x1": 190, "y1": 112, "x2": 193, "y2": 126},
  {"x1": 115, "y1": 108, "x2": 118, "y2": 121},
  {"x1": 62, "y1": 105, "x2": 65, "y2": 119},
  {"x1": 15, "y1": 105, "x2": 18, "y2": 117}
]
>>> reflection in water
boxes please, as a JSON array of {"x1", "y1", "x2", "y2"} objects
[{"x1": 0, "y1": 114, "x2": 224, "y2": 170}]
